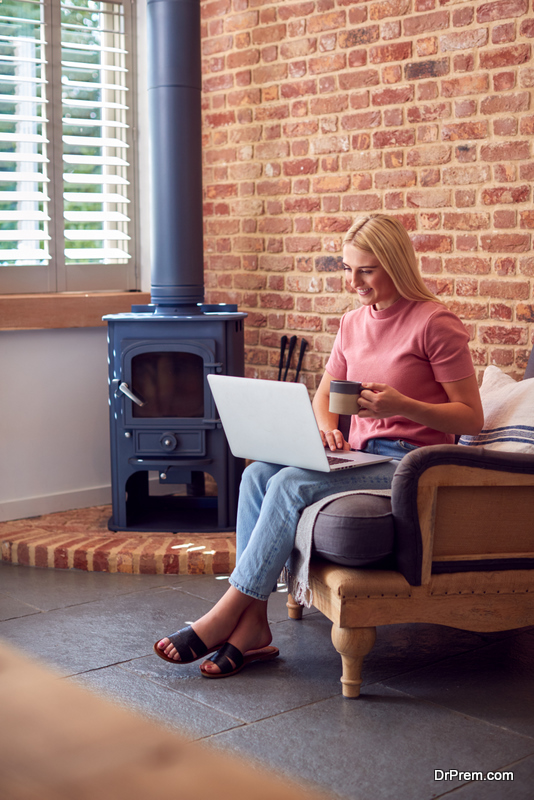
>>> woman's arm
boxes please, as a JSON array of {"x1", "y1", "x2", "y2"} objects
[
  {"x1": 358, "y1": 373, "x2": 484, "y2": 436},
  {"x1": 312, "y1": 371, "x2": 351, "y2": 451}
]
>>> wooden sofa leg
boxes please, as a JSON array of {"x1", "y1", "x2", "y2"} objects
[
  {"x1": 331, "y1": 625, "x2": 377, "y2": 698},
  {"x1": 286, "y1": 593, "x2": 303, "y2": 620}
]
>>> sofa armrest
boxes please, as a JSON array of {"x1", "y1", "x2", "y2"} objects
[{"x1": 391, "y1": 445, "x2": 534, "y2": 586}]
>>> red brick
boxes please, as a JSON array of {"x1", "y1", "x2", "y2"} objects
[
  {"x1": 490, "y1": 303, "x2": 513, "y2": 320},
  {"x1": 481, "y1": 233, "x2": 530, "y2": 252},
  {"x1": 283, "y1": 158, "x2": 319, "y2": 176},
  {"x1": 310, "y1": 95, "x2": 349, "y2": 115},
  {"x1": 404, "y1": 10, "x2": 449, "y2": 36},
  {"x1": 406, "y1": 144, "x2": 451, "y2": 166},
  {"x1": 442, "y1": 122, "x2": 488, "y2": 141},
  {"x1": 202, "y1": 0, "x2": 232, "y2": 20},
  {"x1": 369, "y1": 42, "x2": 412, "y2": 64},
  {"x1": 278, "y1": 2, "x2": 315, "y2": 20},
  {"x1": 309, "y1": 53, "x2": 346, "y2": 74},
  {"x1": 411, "y1": 234, "x2": 453, "y2": 252},
  {"x1": 480, "y1": 141, "x2": 530, "y2": 161},
  {"x1": 520, "y1": 19, "x2": 534, "y2": 37},
  {"x1": 205, "y1": 111, "x2": 236, "y2": 127},
  {"x1": 407, "y1": 103, "x2": 451, "y2": 123},
  {"x1": 494, "y1": 210, "x2": 517, "y2": 228},
  {"x1": 308, "y1": 11, "x2": 346, "y2": 33},
  {"x1": 520, "y1": 210, "x2": 534, "y2": 228},
  {"x1": 338, "y1": 26, "x2": 379, "y2": 48},
  {"x1": 443, "y1": 75, "x2": 490, "y2": 98},
  {"x1": 481, "y1": 185, "x2": 530, "y2": 204},
  {"x1": 284, "y1": 197, "x2": 321, "y2": 213},
  {"x1": 446, "y1": 301, "x2": 489, "y2": 320},
  {"x1": 517, "y1": 304, "x2": 534, "y2": 322},
  {"x1": 443, "y1": 165, "x2": 491, "y2": 184},
  {"x1": 252, "y1": 24, "x2": 286, "y2": 44},
  {"x1": 443, "y1": 213, "x2": 490, "y2": 230},
  {"x1": 341, "y1": 111, "x2": 381, "y2": 131},
  {"x1": 369, "y1": 0, "x2": 411, "y2": 21},
  {"x1": 341, "y1": 194, "x2": 382, "y2": 211},
  {"x1": 481, "y1": 92, "x2": 529, "y2": 113},
  {"x1": 493, "y1": 116, "x2": 517, "y2": 134},
  {"x1": 477, "y1": 0, "x2": 528, "y2": 23},
  {"x1": 260, "y1": 293, "x2": 295, "y2": 309},
  {"x1": 440, "y1": 28, "x2": 488, "y2": 52},
  {"x1": 406, "y1": 189, "x2": 452, "y2": 208},
  {"x1": 480, "y1": 44, "x2": 531, "y2": 70},
  {"x1": 313, "y1": 216, "x2": 352, "y2": 233},
  {"x1": 280, "y1": 38, "x2": 317, "y2": 59},
  {"x1": 373, "y1": 129, "x2": 415, "y2": 148},
  {"x1": 479, "y1": 325, "x2": 528, "y2": 345},
  {"x1": 453, "y1": 7, "x2": 474, "y2": 26},
  {"x1": 312, "y1": 175, "x2": 351, "y2": 193},
  {"x1": 372, "y1": 86, "x2": 414, "y2": 106},
  {"x1": 375, "y1": 170, "x2": 417, "y2": 188},
  {"x1": 493, "y1": 22, "x2": 517, "y2": 43},
  {"x1": 404, "y1": 58, "x2": 449, "y2": 81},
  {"x1": 339, "y1": 70, "x2": 380, "y2": 90},
  {"x1": 480, "y1": 280, "x2": 529, "y2": 299}
]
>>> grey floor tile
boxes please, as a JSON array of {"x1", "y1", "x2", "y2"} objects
[
  {"x1": 0, "y1": 561, "x2": 185, "y2": 612},
  {"x1": 442, "y1": 754, "x2": 534, "y2": 799},
  {"x1": 208, "y1": 686, "x2": 534, "y2": 800},
  {"x1": 0, "y1": 584, "x2": 214, "y2": 674},
  {"x1": 0, "y1": 590, "x2": 41, "y2": 621},
  {"x1": 123, "y1": 614, "x2": 343, "y2": 723},
  {"x1": 70, "y1": 664, "x2": 243, "y2": 739},
  {"x1": 358, "y1": 622, "x2": 492, "y2": 688},
  {"x1": 383, "y1": 631, "x2": 534, "y2": 738}
]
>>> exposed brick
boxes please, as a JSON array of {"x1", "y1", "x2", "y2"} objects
[
  {"x1": 520, "y1": 210, "x2": 534, "y2": 228},
  {"x1": 480, "y1": 141, "x2": 531, "y2": 161},
  {"x1": 338, "y1": 26, "x2": 380, "y2": 47},
  {"x1": 443, "y1": 165, "x2": 491, "y2": 184},
  {"x1": 443, "y1": 213, "x2": 490, "y2": 230},
  {"x1": 404, "y1": 11, "x2": 449, "y2": 36},
  {"x1": 480, "y1": 280, "x2": 530, "y2": 299},
  {"x1": 312, "y1": 175, "x2": 351, "y2": 193},
  {"x1": 479, "y1": 325, "x2": 528, "y2": 345},
  {"x1": 481, "y1": 92, "x2": 529, "y2": 114},
  {"x1": 404, "y1": 58, "x2": 449, "y2": 81},
  {"x1": 370, "y1": 42, "x2": 412, "y2": 64},
  {"x1": 309, "y1": 53, "x2": 346, "y2": 74},
  {"x1": 440, "y1": 28, "x2": 488, "y2": 52},
  {"x1": 481, "y1": 233, "x2": 531, "y2": 252},
  {"x1": 442, "y1": 122, "x2": 488, "y2": 140},
  {"x1": 372, "y1": 86, "x2": 414, "y2": 106},
  {"x1": 441, "y1": 74, "x2": 489, "y2": 96},
  {"x1": 411, "y1": 234, "x2": 453, "y2": 252},
  {"x1": 369, "y1": 0, "x2": 411, "y2": 21},
  {"x1": 481, "y1": 185, "x2": 530, "y2": 204},
  {"x1": 477, "y1": 0, "x2": 528, "y2": 23},
  {"x1": 373, "y1": 129, "x2": 415, "y2": 148},
  {"x1": 480, "y1": 44, "x2": 531, "y2": 70},
  {"x1": 407, "y1": 188, "x2": 452, "y2": 207}
]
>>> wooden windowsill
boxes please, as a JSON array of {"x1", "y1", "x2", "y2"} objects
[{"x1": 0, "y1": 291, "x2": 151, "y2": 331}]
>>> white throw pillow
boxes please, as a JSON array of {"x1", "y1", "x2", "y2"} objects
[{"x1": 458, "y1": 365, "x2": 534, "y2": 453}]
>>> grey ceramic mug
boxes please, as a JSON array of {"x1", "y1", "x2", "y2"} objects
[{"x1": 329, "y1": 380, "x2": 363, "y2": 415}]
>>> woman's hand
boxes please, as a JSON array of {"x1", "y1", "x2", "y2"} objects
[
  {"x1": 319, "y1": 428, "x2": 351, "y2": 452},
  {"x1": 357, "y1": 383, "x2": 406, "y2": 419}
]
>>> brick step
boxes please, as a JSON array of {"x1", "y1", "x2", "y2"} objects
[{"x1": 0, "y1": 506, "x2": 236, "y2": 575}]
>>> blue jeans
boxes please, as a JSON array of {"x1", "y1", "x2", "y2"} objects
[{"x1": 229, "y1": 439, "x2": 419, "y2": 601}]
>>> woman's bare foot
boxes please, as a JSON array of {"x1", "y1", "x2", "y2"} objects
[
  {"x1": 155, "y1": 586, "x2": 259, "y2": 662},
  {"x1": 199, "y1": 599, "x2": 272, "y2": 675}
]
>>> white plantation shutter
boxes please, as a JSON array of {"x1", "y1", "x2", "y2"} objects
[{"x1": 0, "y1": 0, "x2": 137, "y2": 293}]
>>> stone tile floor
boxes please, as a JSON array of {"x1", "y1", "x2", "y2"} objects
[{"x1": 1, "y1": 560, "x2": 534, "y2": 799}]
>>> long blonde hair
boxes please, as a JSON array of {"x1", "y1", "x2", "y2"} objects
[{"x1": 343, "y1": 214, "x2": 442, "y2": 304}]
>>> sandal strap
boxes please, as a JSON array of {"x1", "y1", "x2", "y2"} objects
[
  {"x1": 168, "y1": 626, "x2": 208, "y2": 661},
  {"x1": 209, "y1": 642, "x2": 244, "y2": 674}
]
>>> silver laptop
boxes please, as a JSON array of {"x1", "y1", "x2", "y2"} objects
[{"x1": 207, "y1": 375, "x2": 392, "y2": 473}]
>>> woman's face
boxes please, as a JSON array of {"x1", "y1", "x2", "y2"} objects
[{"x1": 342, "y1": 244, "x2": 400, "y2": 311}]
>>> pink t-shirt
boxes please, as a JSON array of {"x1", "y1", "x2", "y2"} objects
[{"x1": 325, "y1": 297, "x2": 475, "y2": 450}]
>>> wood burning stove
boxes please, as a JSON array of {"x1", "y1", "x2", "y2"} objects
[{"x1": 104, "y1": 0, "x2": 246, "y2": 532}]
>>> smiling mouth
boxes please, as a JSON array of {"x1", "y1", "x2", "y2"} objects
[{"x1": 357, "y1": 288, "x2": 373, "y2": 295}]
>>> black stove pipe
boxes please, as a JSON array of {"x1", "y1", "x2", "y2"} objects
[{"x1": 147, "y1": 0, "x2": 204, "y2": 310}]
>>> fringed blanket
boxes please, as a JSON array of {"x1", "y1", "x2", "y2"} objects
[{"x1": 284, "y1": 489, "x2": 392, "y2": 608}]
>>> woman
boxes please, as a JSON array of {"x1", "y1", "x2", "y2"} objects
[{"x1": 154, "y1": 214, "x2": 483, "y2": 678}]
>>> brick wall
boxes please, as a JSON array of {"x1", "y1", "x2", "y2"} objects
[{"x1": 200, "y1": 0, "x2": 534, "y2": 387}]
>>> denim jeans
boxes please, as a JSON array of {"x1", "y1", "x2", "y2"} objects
[{"x1": 229, "y1": 438, "x2": 419, "y2": 601}]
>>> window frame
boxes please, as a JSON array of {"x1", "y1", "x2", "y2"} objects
[{"x1": 0, "y1": 0, "x2": 140, "y2": 295}]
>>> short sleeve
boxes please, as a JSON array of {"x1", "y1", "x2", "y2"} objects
[
  {"x1": 424, "y1": 309, "x2": 475, "y2": 383},
  {"x1": 325, "y1": 315, "x2": 348, "y2": 379}
]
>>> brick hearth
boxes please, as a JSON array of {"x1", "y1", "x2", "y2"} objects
[{"x1": 0, "y1": 506, "x2": 236, "y2": 575}]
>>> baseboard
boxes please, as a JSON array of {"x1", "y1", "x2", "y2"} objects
[{"x1": 0, "y1": 486, "x2": 112, "y2": 523}]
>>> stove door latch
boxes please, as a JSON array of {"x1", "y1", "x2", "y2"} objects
[{"x1": 111, "y1": 379, "x2": 146, "y2": 407}]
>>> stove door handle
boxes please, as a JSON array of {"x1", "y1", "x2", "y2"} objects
[{"x1": 118, "y1": 382, "x2": 146, "y2": 407}]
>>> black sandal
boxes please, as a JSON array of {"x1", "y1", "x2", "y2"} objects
[
  {"x1": 153, "y1": 626, "x2": 222, "y2": 665},
  {"x1": 200, "y1": 642, "x2": 279, "y2": 679}
]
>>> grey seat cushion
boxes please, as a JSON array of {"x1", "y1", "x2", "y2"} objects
[{"x1": 312, "y1": 493, "x2": 395, "y2": 567}]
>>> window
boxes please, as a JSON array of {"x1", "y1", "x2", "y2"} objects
[{"x1": 0, "y1": 0, "x2": 137, "y2": 294}]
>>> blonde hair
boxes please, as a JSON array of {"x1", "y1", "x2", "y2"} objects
[{"x1": 343, "y1": 214, "x2": 442, "y2": 304}]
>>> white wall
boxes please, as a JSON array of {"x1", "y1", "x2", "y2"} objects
[
  {"x1": 0, "y1": 328, "x2": 112, "y2": 521},
  {"x1": 0, "y1": 1, "x2": 151, "y2": 522}
]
